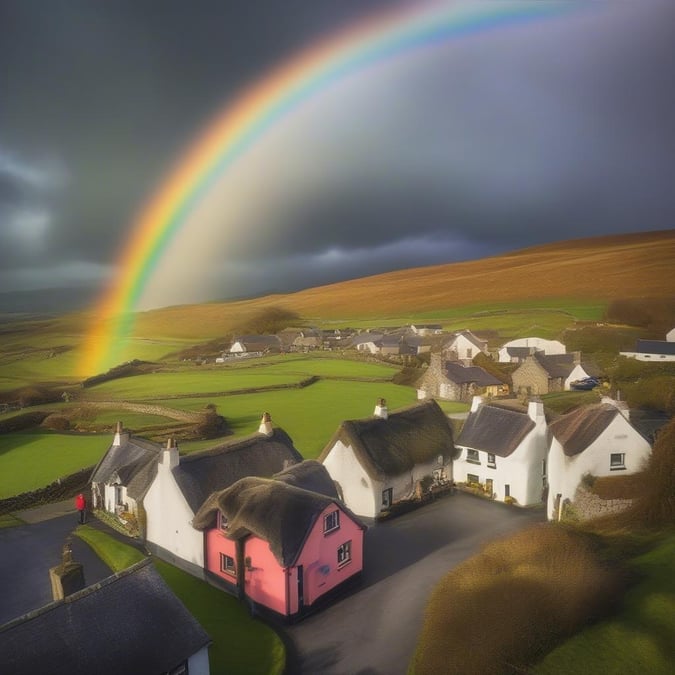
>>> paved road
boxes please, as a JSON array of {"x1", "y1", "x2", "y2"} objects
[
  {"x1": 0, "y1": 503, "x2": 117, "y2": 625},
  {"x1": 284, "y1": 492, "x2": 545, "y2": 675}
]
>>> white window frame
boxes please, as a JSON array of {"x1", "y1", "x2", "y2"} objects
[
  {"x1": 324, "y1": 510, "x2": 340, "y2": 534},
  {"x1": 220, "y1": 553, "x2": 236, "y2": 576},
  {"x1": 337, "y1": 540, "x2": 352, "y2": 568},
  {"x1": 610, "y1": 453, "x2": 626, "y2": 470},
  {"x1": 466, "y1": 449, "x2": 480, "y2": 464},
  {"x1": 487, "y1": 453, "x2": 496, "y2": 468}
]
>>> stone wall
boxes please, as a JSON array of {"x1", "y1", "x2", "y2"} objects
[
  {"x1": 571, "y1": 485, "x2": 633, "y2": 521},
  {"x1": 0, "y1": 465, "x2": 94, "y2": 516}
]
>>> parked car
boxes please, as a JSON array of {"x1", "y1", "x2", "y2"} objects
[{"x1": 570, "y1": 376, "x2": 600, "y2": 391}]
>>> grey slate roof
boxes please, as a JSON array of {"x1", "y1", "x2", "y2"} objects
[
  {"x1": 534, "y1": 353, "x2": 601, "y2": 379},
  {"x1": 0, "y1": 559, "x2": 210, "y2": 675},
  {"x1": 549, "y1": 403, "x2": 625, "y2": 456},
  {"x1": 193, "y1": 477, "x2": 365, "y2": 567},
  {"x1": 174, "y1": 427, "x2": 303, "y2": 513},
  {"x1": 456, "y1": 404, "x2": 535, "y2": 457},
  {"x1": 318, "y1": 399, "x2": 455, "y2": 480},
  {"x1": 635, "y1": 339, "x2": 675, "y2": 355},
  {"x1": 444, "y1": 362, "x2": 502, "y2": 387},
  {"x1": 90, "y1": 433, "x2": 162, "y2": 501}
]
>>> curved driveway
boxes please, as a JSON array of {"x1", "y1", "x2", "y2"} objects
[{"x1": 284, "y1": 492, "x2": 544, "y2": 675}]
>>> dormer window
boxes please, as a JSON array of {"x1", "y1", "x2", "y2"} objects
[
  {"x1": 324, "y1": 510, "x2": 340, "y2": 534},
  {"x1": 219, "y1": 512, "x2": 228, "y2": 531}
]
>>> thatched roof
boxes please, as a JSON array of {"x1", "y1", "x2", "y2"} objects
[
  {"x1": 0, "y1": 559, "x2": 210, "y2": 675},
  {"x1": 174, "y1": 427, "x2": 303, "y2": 512},
  {"x1": 549, "y1": 403, "x2": 625, "y2": 456},
  {"x1": 273, "y1": 460, "x2": 339, "y2": 499},
  {"x1": 193, "y1": 477, "x2": 365, "y2": 567},
  {"x1": 90, "y1": 433, "x2": 162, "y2": 501},
  {"x1": 318, "y1": 399, "x2": 455, "y2": 480},
  {"x1": 456, "y1": 404, "x2": 535, "y2": 457}
]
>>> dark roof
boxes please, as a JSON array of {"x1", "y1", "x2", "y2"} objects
[
  {"x1": 443, "y1": 362, "x2": 502, "y2": 386},
  {"x1": 174, "y1": 428, "x2": 303, "y2": 513},
  {"x1": 90, "y1": 434, "x2": 162, "y2": 501},
  {"x1": 549, "y1": 403, "x2": 624, "y2": 456},
  {"x1": 193, "y1": 477, "x2": 365, "y2": 567},
  {"x1": 273, "y1": 460, "x2": 339, "y2": 499},
  {"x1": 318, "y1": 399, "x2": 455, "y2": 480},
  {"x1": 457, "y1": 404, "x2": 535, "y2": 457},
  {"x1": 532, "y1": 353, "x2": 601, "y2": 379},
  {"x1": 506, "y1": 346, "x2": 539, "y2": 358},
  {"x1": 635, "y1": 339, "x2": 675, "y2": 355},
  {"x1": 0, "y1": 559, "x2": 210, "y2": 675}
]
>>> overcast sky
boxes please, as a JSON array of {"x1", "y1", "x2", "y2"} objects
[{"x1": 1, "y1": 0, "x2": 674, "y2": 313}]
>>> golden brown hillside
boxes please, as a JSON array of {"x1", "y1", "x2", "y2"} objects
[{"x1": 130, "y1": 229, "x2": 674, "y2": 338}]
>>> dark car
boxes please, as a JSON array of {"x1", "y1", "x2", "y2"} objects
[{"x1": 570, "y1": 376, "x2": 600, "y2": 391}]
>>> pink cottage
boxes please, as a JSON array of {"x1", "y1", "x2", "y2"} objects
[{"x1": 193, "y1": 475, "x2": 366, "y2": 619}]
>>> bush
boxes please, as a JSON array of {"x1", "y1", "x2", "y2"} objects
[
  {"x1": 410, "y1": 525, "x2": 626, "y2": 674},
  {"x1": 40, "y1": 414, "x2": 71, "y2": 431}
]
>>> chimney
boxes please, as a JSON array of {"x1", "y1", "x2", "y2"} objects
[
  {"x1": 258, "y1": 412, "x2": 274, "y2": 436},
  {"x1": 160, "y1": 437, "x2": 179, "y2": 470},
  {"x1": 430, "y1": 352, "x2": 443, "y2": 372},
  {"x1": 374, "y1": 398, "x2": 388, "y2": 419},
  {"x1": 49, "y1": 540, "x2": 85, "y2": 601},
  {"x1": 527, "y1": 398, "x2": 545, "y2": 423},
  {"x1": 112, "y1": 421, "x2": 125, "y2": 446},
  {"x1": 572, "y1": 351, "x2": 581, "y2": 365},
  {"x1": 470, "y1": 395, "x2": 483, "y2": 413}
]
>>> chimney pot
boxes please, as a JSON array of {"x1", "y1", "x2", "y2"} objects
[{"x1": 258, "y1": 412, "x2": 274, "y2": 436}]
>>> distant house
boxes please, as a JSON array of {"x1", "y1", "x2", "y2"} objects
[
  {"x1": 193, "y1": 474, "x2": 366, "y2": 619},
  {"x1": 0, "y1": 558, "x2": 211, "y2": 675},
  {"x1": 498, "y1": 337, "x2": 566, "y2": 363},
  {"x1": 89, "y1": 422, "x2": 162, "y2": 518},
  {"x1": 292, "y1": 329, "x2": 323, "y2": 351},
  {"x1": 143, "y1": 413, "x2": 303, "y2": 577},
  {"x1": 442, "y1": 330, "x2": 488, "y2": 362},
  {"x1": 319, "y1": 399, "x2": 455, "y2": 518},
  {"x1": 454, "y1": 397, "x2": 548, "y2": 506},
  {"x1": 547, "y1": 399, "x2": 652, "y2": 520},
  {"x1": 511, "y1": 351, "x2": 600, "y2": 395},
  {"x1": 619, "y1": 338, "x2": 675, "y2": 362},
  {"x1": 229, "y1": 335, "x2": 282, "y2": 355},
  {"x1": 416, "y1": 353, "x2": 505, "y2": 402},
  {"x1": 410, "y1": 324, "x2": 443, "y2": 336}
]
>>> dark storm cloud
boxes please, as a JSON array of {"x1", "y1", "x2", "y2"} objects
[{"x1": 0, "y1": 0, "x2": 673, "y2": 311}]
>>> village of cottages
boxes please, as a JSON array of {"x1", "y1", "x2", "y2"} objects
[{"x1": 87, "y1": 326, "x2": 669, "y2": 620}]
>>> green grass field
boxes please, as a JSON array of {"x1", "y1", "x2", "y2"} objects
[
  {"x1": 0, "y1": 432, "x2": 105, "y2": 498},
  {"x1": 534, "y1": 532, "x2": 675, "y2": 674},
  {"x1": 75, "y1": 525, "x2": 285, "y2": 675}
]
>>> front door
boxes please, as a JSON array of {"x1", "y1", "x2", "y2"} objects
[{"x1": 297, "y1": 565, "x2": 304, "y2": 611}]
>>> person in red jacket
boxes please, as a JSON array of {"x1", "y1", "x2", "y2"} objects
[{"x1": 75, "y1": 493, "x2": 86, "y2": 524}]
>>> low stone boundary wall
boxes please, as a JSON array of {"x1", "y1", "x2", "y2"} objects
[
  {"x1": 572, "y1": 485, "x2": 633, "y2": 521},
  {"x1": 0, "y1": 465, "x2": 94, "y2": 516},
  {"x1": 89, "y1": 401, "x2": 203, "y2": 422}
]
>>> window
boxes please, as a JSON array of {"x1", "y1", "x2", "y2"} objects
[
  {"x1": 337, "y1": 541, "x2": 352, "y2": 567},
  {"x1": 487, "y1": 453, "x2": 496, "y2": 468},
  {"x1": 220, "y1": 553, "x2": 236, "y2": 576},
  {"x1": 467, "y1": 473, "x2": 480, "y2": 485},
  {"x1": 466, "y1": 449, "x2": 480, "y2": 464},
  {"x1": 610, "y1": 453, "x2": 626, "y2": 470},
  {"x1": 324, "y1": 510, "x2": 340, "y2": 533},
  {"x1": 382, "y1": 488, "x2": 393, "y2": 508},
  {"x1": 219, "y1": 512, "x2": 228, "y2": 531}
]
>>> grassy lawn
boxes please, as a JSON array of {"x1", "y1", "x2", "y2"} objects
[
  {"x1": 170, "y1": 379, "x2": 419, "y2": 458},
  {"x1": 75, "y1": 525, "x2": 285, "y2": 675},
  {"x1": 0, "y1": 432, "x2": 105, "y2": 499},
  {"x1": 534, "y1": 531, "x2": 675, "y2": 674},
  {"x1": 541, "y1": 390, "x2": 604, "y2": 415}
]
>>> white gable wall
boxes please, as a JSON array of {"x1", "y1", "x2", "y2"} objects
[
  {"x1": 144, "y1": 457, "x2": 205, "y2": 569},
  {"x1": 322, "y1": 440, "x2": 379, "y2": 518},
  {"x1": 546, "y1": 414, "x2": 652, "y2": 519},
  {"x1": 447, "y1": 335, "x2": 482, "y2": 360},
  {"x1": 564, "y1": 364, "x2": 592, "y2": 390}
]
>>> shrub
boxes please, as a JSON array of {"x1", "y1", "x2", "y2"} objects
[
  {"x1": 410, "y1": 525, "x2": 626, "y2": 674},
  {"x1": 40, "y1": 414, "x2": 71, "y2": 431}
]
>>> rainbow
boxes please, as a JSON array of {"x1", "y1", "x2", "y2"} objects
[{"x1": 79, "y1": 0, "x2": 577, "y2": 376}]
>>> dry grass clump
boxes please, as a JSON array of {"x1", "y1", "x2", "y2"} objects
[{"x1": 410, "y1": 524, "x2": 626, "y2": 675}]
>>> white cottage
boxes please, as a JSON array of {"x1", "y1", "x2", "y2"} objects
[
  {"x1": 318, "y1": 399, "x2": 455, "y2": 519},
  {"x1": 443, "y1": 330, "x2": 488, "y2": 362},
  {"x1": 547, "y1": 399, "x2": 652, "y2": 520},
  {"x1": 143, "y1": 413, "x2": 303, "y2": 577},
  {"x1": 90, "y1": 422, "x2": 162, "y2": 518},
  {"x1": 454, "y1": 397, "x2": 549, "y2": 506}
]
